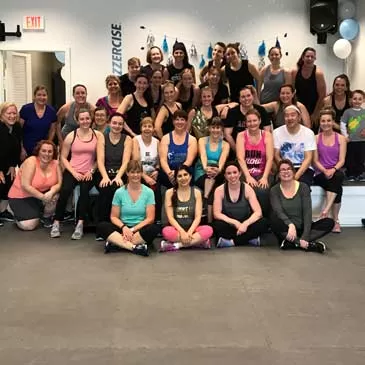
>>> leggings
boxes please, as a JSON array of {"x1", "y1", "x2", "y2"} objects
[
  {"x1": 0, "y1": 172, "x2": 13, "y2": 200},
  {"x1": 313, "y1": 170, "x2": 344, "y2": 204},
  {"x1": 345, "y1": 141, "x2": 365, "y2": 177},
  {"x1": 54, "y1": 170, "x2": 94, "y2": 221},
  {"x1": 162, "y1": 225, "x2": 213, "y2": 242}
]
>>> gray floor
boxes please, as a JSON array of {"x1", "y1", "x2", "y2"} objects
[{"x1": 1, "y1": 223, "x2": 365, "y2": 364}]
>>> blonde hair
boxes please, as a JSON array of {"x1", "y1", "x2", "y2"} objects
[
  {"x1": 0, "y1": 102, "x2": 19, "y2": 120},
  {"x1": 105, "y1": 74, "x2": 120, "y2": 88},
  {"x1": 140, "y1": 116, "x2": 154, "y2": 127}
]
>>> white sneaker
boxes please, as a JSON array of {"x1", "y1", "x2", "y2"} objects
[{"x1": 50, "y1": 223, "x2": 61, "y2": 238}]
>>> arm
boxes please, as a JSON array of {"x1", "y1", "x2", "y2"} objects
[
  {"x1": 257, "y1": 65, "x2": 267, "y2": 96},
  {"x1": 60, "y1": 132, "x2": 81, "y2": 178},
  {"x1": 115, "y1": 136, "x2": 132, "y2": 180},
  {"x1": 298, "y1": 102, "x2": 311, "y2": 129},
  {"x1": 165, "y1": 189, "x2": 187, "y2": 233},
  {"x1": 336, "y1": 134, "x2": 347, "y2": 170},
  {"x1": 154, "y1": 106, "x2": 167, "y2": 140},
  {"x1": 116, "y1": 95, "x2": 135, "y2": 137},
  {"x1": 236, "y1": 132, "x2": 252, "y2": 181},
  {"x1": 218, "y1": 141, "x2": 230, "y2": 173},
  {"x1": 312, "y1": 69, "x2": 327, "y2": 120},
  {"x1": 159, "y1": 135, "x2": 172, "y2": 175},
  {"x1": 187, "y1": 108, "x2": 196, "y2": 133},
  {"x1": 20, "y1": 158, "x2": 45, "y2": 200},
  {"x1": 187, "y1": 188, "x2": 203, "y2": 235},
  {"x1": 110, "y1": 204, "x2": 124, "y2": 229},
  {"x1": 212, "y1": 185, "x2": 241, "y2": 227},
  {"x1": 191, "y1": 86, "x2": 201, "y2": 109},
  {"x1": 299, "y1": 184, "x2": 312, "y2": 241},
  {"x1": 243, "y1": 183, "x2": 263, "y2": 226},
  {"x1": 163, "y1": 68, "x2": 170, "y2": 81},
  {"x1": 294, "y1": 150, "x2": 313, "y2": 181},
  {"x1": 274, "y1": 148, "x2": 282, "y2": 165},
  {"x1": 261, "y1": 132, "x2": 274, "y2": 180},
  {"x1": 270, "y1": 186, "x2": 292, "y2": 225},
  {"x1": 284, "y1": 68, "x2": 292, "y2": 85},
  {"x1": 183, "y1": 135, "x2": 198, "y2": 167},
  {"x1": 96, "y1": 133, "x2": 109, "y2": 180},
  {"x1": 54, "y1": 104, "x2": 68, "y2": 144},
  {"x1": 198, "y1": 137, "x2": 208, "y2": 172},
  {"x1": 248, "y1": 62, "x2": 260, "y2": 99},
  {"x1": 50, "y1": 162, "x2": 63, "y2": 195},
  {"x1": 260, "y1": 101, "x2": 278, "y2": 113},
  {"x1": 224, "y1": 127, "x2": 236, "y2": 151}
]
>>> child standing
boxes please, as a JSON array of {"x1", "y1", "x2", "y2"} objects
[{"x1": 341, "y1": 90, "x2": 365, "y2": 181}]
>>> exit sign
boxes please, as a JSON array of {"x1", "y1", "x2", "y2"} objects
[{"x1": 23, "y1": 16, "x2": 45, "y2": 30}]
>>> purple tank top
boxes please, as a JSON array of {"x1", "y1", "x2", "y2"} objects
[{"x1": 317, "y1": 132, "x2": 340, "y2": 170}]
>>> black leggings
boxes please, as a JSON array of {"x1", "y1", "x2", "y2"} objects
[
  {"x1": 0, "y1": 172, "x2": 13, "y2": 200},
  {"x1": 211, "y1": 218, "x2": 268, "y2": 246},
  {"x1": 195, "y1": 173, "x2": 224, "y2": 205},
  {"x1": 54, "y1": 170, "x2": 94, "y2": 221},
  {"x1": 345, "y1": 141, "x2": 365, "y2": 177},
  {"x1": 270, "y1": 215, "x2": 334, "y2": 245},
  {"x1": 313, "y1": 170, "x2": 344, "y2": 204}
]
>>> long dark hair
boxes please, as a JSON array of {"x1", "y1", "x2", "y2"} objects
[
  {"x1": 278, "y1": 84, "x2": 298, "y2": 108},
  {"x1": 296, "y1": 47, "x2": 316, "y2": 68},
  {"x1": 331, "y1": 74, "x2": 351, "y2": 100},
  {"x1": 135, "y1": 73, "x2": 153, "y2": 109},
  {"x1": 171, "y1": 164, "x2": 191, "y2": 207}
]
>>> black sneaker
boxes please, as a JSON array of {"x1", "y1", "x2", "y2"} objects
[
  {"x1": 41, "y1": 216, "x2": 53, "y2": 228},
  {"x1": 95, "y1": 235, "x2": 104, "y2": 242},
  {"x1": 280, "y1": 239, "x2": 296, "y2": 250},
  {"x1": 104, "y1": 241, "x2": 111, "y2": 254},
  {"x1": 62, "y1": 211, "x2": 75, "y2": 222},
  {"x1": 0, "y1": 221, "x2": 3, "y2": 227},
  {"x1": 132, "y1": 243, "x2": 149, "y2": 257},
  {"x1": 307, "y1": 240, "x2": 326, "y2": 253},
  {"x1": 0, "y1": 210, "x2": 14, "y2": 222}
]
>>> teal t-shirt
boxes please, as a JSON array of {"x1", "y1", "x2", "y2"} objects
[{"x1": 112, "y1": 184, "x2": 155, "y2": 226}]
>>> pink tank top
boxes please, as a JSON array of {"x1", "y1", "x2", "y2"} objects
[
  {"x1": 70, "y1": 131, "x2": 97, "y2": 174},
  {"x1": 243, "y1": 130, "x2": 267, "y2": 177},
  {"x1": 9, "y1": 158, "x2": 59, "y2": 199}
]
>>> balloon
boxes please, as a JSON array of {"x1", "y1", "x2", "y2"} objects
[
  {"x1": 333, "y1": 39, "x2": 352, "y2": 59},
  {"x1": 339, "y1": 19, "x2": 360, "y2": 40},
  {"x1": 339, "y1": 1, "x2": 356, "y2": 19}
]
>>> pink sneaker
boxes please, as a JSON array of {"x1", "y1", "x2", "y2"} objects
[
  {"x1": 159, "y1": 240, "x2": 179, "y2": 252},
  {"x1": 332, "y1": 221, "x2": 341, "y2": 233}
]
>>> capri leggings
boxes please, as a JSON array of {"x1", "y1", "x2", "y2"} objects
[{"x1": 162, "y1": 225, "x2": 213, "y2": 242}]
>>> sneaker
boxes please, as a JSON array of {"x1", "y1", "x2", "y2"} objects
[
  {"x1": 95, "y1": 235, "x2": 104, "y2": 241},
  {"x1": 357, "y1": 173, "x2": 365, "y2": 182},
  {"x1": 159, "y1": 240, "x2": 179, "y2": 252},
  {"x1": 71, "y1": 224, "x2": 83, "y2": 240},
  {"x1": 347, "y1": 176, "x2": 356, "y2": 182},
  {"x1": 104, "y1": 240, "x2": 111, "y2": 254},
  {"x1": 0, "y1": 221, "x2": 3, "y2": 227},
  {"x1": 216, "y1": 237, "x2": 235, "y2": 248},
  {"x1": 248, "y1": 237, "x2": 261, "y2": 246},
  {"x1": 41, "y1": 216, "x2": 53, "y2": 228},
  {"x1": 0, "y1": 210, "x2": 14, "y2": 222},
  {"x1": 61, "y1": 211, "x2": 74, "y2": 222},
  {"x1": 332, "y1": 221, "x2": 341, "y2": 233},
  {"x1": 280, "y1": 239, "x2": 296, "y2": 250},
  {"x1": 50, "y1": 223, "x2": 61, "y2": 238},
  {"x1": 132, "y1": 243, "x2": 149, "y2": 257},
  {"x1": 195, "y1": 239, "x2": 211, "y2": 249},
  {"x1": 307, "y1": 240, "x2": 326, "y2": 253}
]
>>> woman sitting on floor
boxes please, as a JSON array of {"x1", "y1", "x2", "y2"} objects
[
  {"x1": 8, "y1": 140, "x2": 62, "y2": 230},
  {"x1": 270, "y1": 159, "x2": 334, "y2": 253},
  {"x1": 160, "y1": 165, "x2": 213, "y2": 252},
  {"x1": 97, "y1": 160, "x2": 160, "y2": 257},
  {"x1": 212, "y1": 161, "x2": 268, "y2": 248}
]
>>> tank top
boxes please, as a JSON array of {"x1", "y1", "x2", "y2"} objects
[
  {"x1": 136, "y1": 135, "x2": 159, "y2": 175},
  {"x1": 331, "y1": 95, "x2": 351, "y2": 123},
  {"x1": 222, "y1": 183, "x2": 251, "y2": 221},
  {"x1": 225, "y1": 60, "x2": 254, "y2": 102},
  {"x1": 173, "y1": 186, "x2": 196, "y2": 230},
  {"x1": 61, "y1": 102, "x2": 79, "y2": 138},
  {"x1": 316, "y1": 132, "x2": 340, "y2": 171},
  {"x1": 8, "y1": 158, "x2": 59, "y2": 199},
  {"x1": 167, "y1": 132, "x2": 189, "y2": 170},
  {"x1": 96, "y1": 96, "x2": 119, "y2": 117},
  {"x1": 274, "y1": 105, "x2": 285, "y2": 129},
  {"x1": 162, "y1": 103, "x2": 181, "y2": 136},
  {"x1": 167, "y1": 64, "x2": 194, "y2": 85},
  {"x1": 260, "y1": 67, "x2": 285, "y2": 104},
  {"x1": 178, "y1": 86, "x2": 194, "y2": 112},
  {"x1": 104, "y1": 133, "x2": 126, "y2": 173},
  {"x1": 152, "y1": 86, "x2": 163, "y2": 112},
  {"x1": 70, "y1": 130, "x2": 97, "y2": 174},
  {"x1": 243, "y1": 130, "x2": 267, "y2": 177},
  {"x1": 125, "y1": 94, "x2": 151, "y2": 135},
  {"x1": 295, "y1": 65, "x2": 318, "y2": 115},
  {"x1": 191, "y1": 107, "x2": 219, "y2": 140}
]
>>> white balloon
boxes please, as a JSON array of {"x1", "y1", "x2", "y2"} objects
[
  {"x1": 333, "y1": 38, "x2": 352, "y2": 59},
  {"x1": 339, "y1": 1, "x2": 356, "y2": 19}
]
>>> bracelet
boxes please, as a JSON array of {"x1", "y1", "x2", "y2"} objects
[
  {"x1": 120, "y1": 224, "x2": 125, "y2": 230},
  {"x1": 333, "y1": 166, "x2": 337, "y2": 171}
]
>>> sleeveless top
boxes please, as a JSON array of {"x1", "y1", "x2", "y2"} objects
[
  {"x1": 8, "y1": 158, "x2": 59, "y2": 199},
  {"x1": 260, "y1": 67, "x2": 285, "y2": 104},
  {"x1": 167, "y1": 64, "x2": 194, "y2": 85},
  {"x1": 274, "y1": 105, "x2": 285, "y2": 129},
  {"x1": 152, "y1": 86, "x2": 163, "y2": 113},
  {"x1": 162, "y1": 103, "x2": 181, "y2": 136},
  {"x1": 178, "y1": 86, "x2": 194, "y2": 112},
  {"x1": 70, "y1": 131, "x2": 97, "y2": 174},
  {"x1": 96, "y1": 96, "x2": 119, "y2": 117},
  {"x1": 173, "y1": 186, "x2": 196, "y2": 230},
  {"x1": 295, "y1": 65, "x2": 318, "y2": 115},
  {"x1": 61, "y1": 102, "x2": 79, "y2": 138},
  {"x1": 136, "y1": 135, "x2": 159, "y2": 175},
  {"x1": 331, "y1": 95, "x2": 351, "y2": 124},
  {"x1": 225, "y1": 60, "x2": 254, "y2": 102},
  {"x1": 104, "y1": 133, "x2": 126, "y2": 173},
  {"x1": 125, "y1": 94, "x2": 151, "y2": 135},
  {"x1": 243, "y1": 130, "x2": 267, "y2": 178},
  {"x1": 191, "y1": 107, "x2": 219, "y2": 140},
  {"x1": 195, "y1": 137, "x2": 223, "y2": 181},
  {"x1": 316, "y1": 132, "x2": 340, "y2": 172},
  {"x1": 167, "y1": 132, "x2": 189, "y2": 170},
  {"x1": 222, "y1": 183, "x2": 251, "y2": 221}
]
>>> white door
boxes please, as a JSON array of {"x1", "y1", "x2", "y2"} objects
[{"x1": 3, "y1": 51, "x2": 33, "y2": 108}]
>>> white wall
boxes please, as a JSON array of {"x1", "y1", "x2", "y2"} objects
[{"x1": 0, "y1": 0, "x2": 345, "y2": 103}]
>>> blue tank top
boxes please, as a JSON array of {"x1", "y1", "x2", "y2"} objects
[{"x1": 167, "y1": 132, "x2": 189, "y2": 170}]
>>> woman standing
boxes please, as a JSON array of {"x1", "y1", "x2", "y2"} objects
[
  {"x1": 258, "y1": 47, "x2": 291, "y2": 104},
  {"x1": 119, "y1": 57, "x2": 141, "y2": 96},
  {"x1": 96, "y1": 160, "x2": 160, "y2": 257},
  {"x1": 261, "y1": 84, "x2": 311, "y2": 129},
  {"x1": 20, "y1": 85, "x2": 57, "y2": 157},
  {"x1": 96, "y1": 75, "x2": 123, "y2": 118},
  {"x1": 141, "y1": 46, "x2": 165, "y2": 80},
  {"x1": 236, "y1": 109, "x2": 274, "y2": 216},
  {"x1": 96, "y1": 113, "x2": 132, "y2": 222},
  {"x1": 270, "y1": 159, "x2": 334, "y2": 253},
  {"x1": 154, "y1": 81, "x2": 181, "y2": 140},
  {"x1": 150, "y1": 69, "x2": 164, "y2": 113},
  {"x1": 176, "y1": 68, "x2": 200, "y2": 112},
  {"x1": 0, "y1": 102, "x2": 22, "y2": 224},
  {"x1": 199, "y1": 42, "x2": 226, "y2": 83},
  {"x1": 223, "y1": 43, "x2": 260, "y2": 102},
  {"x1": 212, "y1": 161, "x2": 268, "y2": 247},
  {"x1": 50, "y1": 109, "x2": 103, "y2": 240},
  {"x1": 116, "y1": 73, "x2": 153, "y2": 137},
  {"x1": 199, "y1": 66, "x2": 229, "y2": 106},
  {"x1": 293, "y1": 47, "x2": 326, "y2": 126},
  {"x1": 160, "y1": 165, "x2": 213, "y2": 252},
  {"x1": 313, "y1": 108, "x2": 347, "y2": 233},
  {"x1": 8, "y1": 140, "x2": 62, "y2": 230}
]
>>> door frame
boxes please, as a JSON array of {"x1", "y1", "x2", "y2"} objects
[{"x1": 0, "y1": 45, "x2": 71, "y2": 103}]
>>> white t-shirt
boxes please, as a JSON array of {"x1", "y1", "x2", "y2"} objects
[
  {"x1": 273, "y1": 125, "x2": 316, "y2": 167},
  {"x1": 135, "y1": 135, "x2": 159, "y2": 174}
]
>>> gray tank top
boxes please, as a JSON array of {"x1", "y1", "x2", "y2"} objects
[
  {"x1": 105, "y1": 133, "x2": 126, "y2": 173},
  {"x1": 61, "y1": 102, "x2": 78, "y2": 138},
  {"x1": 222, "y1": 183, "x2": 251, "y2": 222},
  {"x1": 260, "y1": 67, "x2": 285, "y2": 104},
  {"x1": 173, "y1": 187, "x2": 196, "y2": 230},
  {"x1": 274, "y1": 105, "x2": 285, "y2": 129}
]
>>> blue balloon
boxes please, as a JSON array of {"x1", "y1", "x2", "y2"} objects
[{"x1": 339, "y1": 19, "x2": 360, "y2": 40}]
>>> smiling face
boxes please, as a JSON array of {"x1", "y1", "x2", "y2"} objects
[
  {"x1": 212, "y1": 44, "x2": 225, "y2": 61},
  {"x1": 94, "y1": 110, "x2": 107, "y2": 128},
  {"x1": 279, "y1": 162, "x2": 295, "y2": 182},
  {"x1": 201, "y1": 89, "x2": 213, "y2": 106},
  {"x1": 279, "y1": 86, "x2": 294, "y2": 105},
  {"x1": 302, "y1": 50, "x2": 316, "y2": 66},
  {"x1": 73, "y1": 86, "x2": 87, "y2": 104},
  {"x1": 208, "y1": 68, "x2": 221, "y2": 85},
  {"x1": 173, "y1": 50, "x2": 185, "y2": 63},
  {"x1": 34, "y1": 89, "x2": 48, "y2": 105},
  {"x1": 141, "y1": 121, "x2": 154, "y2": 136},
  {"x1": 173, "y1": 116, "x2": 187, "y2": 131},
  {"x1": 333, "y1": 77, "x2": 347, "y2": 96},
  {"x1": 135, "y1": 76, "x2": 149, "y2": 93},
  {"x1": 284, "y1": 109, "x2": 300, "y2": 129},
  {"x1": 319, "y1": 113, "x2": 334, "y2": 132},
  {"x1": 225, "y1": 47, "x2": 239, "y2": 64},
  {"x1": 181, "y1": 71, "x2": 193, "y2": 88},
  {"x1": 176, "y1": 168, "x2": 191, "y2": 188},
  {"x1": 1, "y1": 105, "x2": 18, "y2": 126},
  {"x1": 163, "y1": 84, "x2": 176, "y2": 102},
  {"x1": 38, "y1": 142, "x2": 54, "y2": 164},
  {"x1": 239, "y1": 89, "x2": 254, "y2": 107},
  {"x1": 110, "y1": 115, "x2": 124, "y2": 133},
  {"x1": 127, "y1": 168, "x2": 142, "y2": 184},
  {"x1": 351, "y1": 92, "x2": 364, "y2": 108},
  {"x1": 77, "y1": 111, "x2": 92, "y2": 129},
  {"x1": 224, "y1": 165, "x2": 241, "y2": 185},
  {"x1": 246, "y1": 113, "x2": 261, "y2": 132},
  {"x1": 107, "y1": 79, "x2": 120, "y2": 94},
  {"x1": 128, "y1": 62, "x2": 140, "y2": 78},
  {"x1": 150, "y1": 47, "x2": 162, "y2": 64},
  {"x1": 268, "y1": 47, "x2": 281, "y2": 65},
  {"x1": 151, "y1": 71, "x2": 163, "y2": 86},
  {"x1": 209, "y1": 124, "x2": 223, "y2": 139}
]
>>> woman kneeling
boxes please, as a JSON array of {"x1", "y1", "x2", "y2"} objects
[
  {"x1": 160, "y1": 165, "x2": 213, "y2": 252},
  {"x1": 97, "y1": 160, "x2": 160, "y2": 257}
]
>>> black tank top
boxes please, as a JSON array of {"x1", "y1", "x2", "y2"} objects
[
  {"x1": 152, "y1": 86, "x2": 163, "y2": 113},
  {"x1": 162, "y1": 103, "x2": 181, "y2": 136},
  {"x1": 104, "y1": 133, "x2": 126, "y2": 172},
  {"x1": 167, "y1": 64, "x2": 194, "y2": 85},
  {"x1": 295, "y1": 65, "x2": 318, "y2": 115},
  {"x1": 178, "y1": 86, "x2": 194, "y2": 112},
  {"x1": 226, "y1": 60, "x2": 254, "y2": 102},
  {"x1": 222, "y1": 183, "x2": 251, "y2": 222},
  {"x1": 331, "y1": 95, "x2": 351, "y2": 123},
  {"x1": 125, "y1": 94, "x2": 151, "y2": 135}
]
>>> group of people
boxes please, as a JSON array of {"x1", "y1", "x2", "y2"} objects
[{"x1": 1, "y1": 41, "x2": 364, "y2": 257}]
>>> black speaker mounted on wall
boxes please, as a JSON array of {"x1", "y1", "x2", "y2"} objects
[{"x1": 310, "y1": 0, "x2": 338, "y2": 44}]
